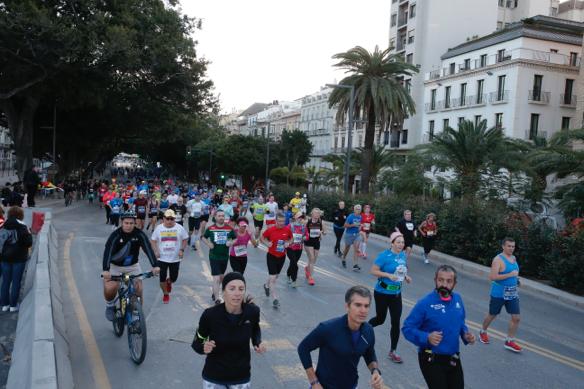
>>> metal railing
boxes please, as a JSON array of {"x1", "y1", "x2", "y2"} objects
[
  {"x1": 489, "y1": 90, "x2": 510, "y2": 103},
  {"x1": 525, "y1": 129, "x2": 548, "y2": 141},
  {"x1": 560, "y1": 94, "x2": 577, "y2": 107},
  {"x1": 528, "y1": 90, "x2": 550, "y2": 104}
]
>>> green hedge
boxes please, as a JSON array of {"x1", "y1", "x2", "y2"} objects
[{"x1": 271, "y1": 184, "x2": 584, "y2": 296}]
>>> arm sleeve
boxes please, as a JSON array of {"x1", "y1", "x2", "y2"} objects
[
  {"x1": 251, "y1": 306, "x2": 262, "y2": 347},
  {"x1": 402, "y1": 301, "x2": 430, "y2": 349},
  {"x1": 363, "y1": 330, "x2": 377, "y2": 365},
  {"x1": 459, "y1": 298, "x2": 470, "y2": 344},
  {"x1": 192, "y1": 310, "x2": 210, "y2": 354},
  {"x1": 137, "y1": 230, "x2": 158, "y2": 268},
  {"x1": 297, "y1": 323, "x2": 327, "y2": 370},
  {"x1": 102, "y1": 231, "x2": 119, "y2": 271}
]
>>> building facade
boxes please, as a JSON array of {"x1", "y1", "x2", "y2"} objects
[{"x1": 389, "y1": 0, "x2": 560, "y2": 147}]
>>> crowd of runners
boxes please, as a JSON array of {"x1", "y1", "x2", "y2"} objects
[{"x1": 91, "y1": 174, "x2": 523, "y2": 389}]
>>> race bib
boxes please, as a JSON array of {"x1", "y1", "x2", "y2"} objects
[
  {"x1": 503, "y1": 286, "x2": 518, "y2": 300},
  {"x1": 406, "y1": 222, "x2": 414, "y2": 231},
  {"x1": 112, "y1": 205, "x2": 120, "y2": 213},
  {"x1": 150, "y1": 208, "x2": 158, "y2": 213},
  {"x1": 427, "y1": 230, "x2": 435, "y2": 237},
  {"x1": 309, "y1": 228, "x2": 321, "y2": 238},
  {"x1": 193, "y1": 211, "x2": 201, "y2": 218},
  {"x1": 276, "y1": 240, "x2": 285, "y2": 253},
  {"x1": 214, "y1": 231, "x2": 227, "y2": 245},
  {"x1": 176, "y1": 213, "x2": 182, "y2": 222},
  {"x1": 256, "y1": 208, "x2": 264, "y2": 214},
  {"x1": 137, "y1": 206, "x2": 146, "y2": 214},
  {"x1": 395, "y1": 265, "x2": 408, "y2": 282},
  {"x1": 293, "y1": 233, "x2": 303, "y2": 244},
  {"x1": 362, "y1": 223, "x2": 371, "y2": 231},
  {"x1": 234, "y1": 245, "x2": 247, "y2": 257},
  {"x1": 353, "y1": 220, "x2": 360, "y2": 227}
]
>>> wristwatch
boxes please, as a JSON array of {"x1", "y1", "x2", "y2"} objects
[
  {"x1": 309, "y1": 379, "x2": 320, "y2": 387},
  {"x1": 370, "y1": 367, "x2": 381, "y2": 376}
]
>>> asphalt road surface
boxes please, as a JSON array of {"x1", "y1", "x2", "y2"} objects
[{"x1": 47, "y1": 198, "x2": 584, "y2": 389}]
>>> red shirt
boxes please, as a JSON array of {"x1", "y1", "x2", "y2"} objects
[
  {"x1": 262, "y1": 226, "x2": 293, "y2": 257},
  {"x1": 361, "y1": 213, "x2": 375, "y2": 232}
]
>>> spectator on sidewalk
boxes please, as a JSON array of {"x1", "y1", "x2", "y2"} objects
[
  {"x1": 7, "y1": 184, "x2": 24, "y2": 207},
  {"x1": 0, "y1": 206, "x2": 33, "y2": 312},
  {"x1": 1, "y1": 183, "x2": 11, "y2": 207},
  {"x1": 23, "y1": 167, "x2": 41, "y2": 207}
]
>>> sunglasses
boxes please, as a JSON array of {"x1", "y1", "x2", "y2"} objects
[{"x1": 164, "y1": 217, "x2": 175, "y2": 220}]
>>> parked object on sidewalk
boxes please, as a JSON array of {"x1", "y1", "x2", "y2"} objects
[{"x1": 31, "y1": 212, "x2": 45, "y2": 235}]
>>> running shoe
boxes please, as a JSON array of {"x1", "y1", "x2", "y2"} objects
[
  {"x1": 353, "y1": 264, "x2": 361, "y2": 272},
  {"x1": 337, "y1": 252, "x2": 343, "y2": 258},
  {"x1": 308, "y1": 276, "x2": 315, "y2": 286},
  {"x1": 424, "y1": 258, "x2": 430, "y2": 264},
  {"x1": 287, "y1": 276, "x2": 292, "y2": 285},
  {"x1": 272, "y1": 299, "x2": 280, "y2": 308},
  {"x1": 166, "y1": 278, "x2": 172, "y2": 293},
  {"x1": 479, "y1": 331, "x2": 490, "y2": 344},
  {"x1": 163, "y1": 294, "x2": 170, "y2": 304},
  {"x1": 1, "y1": 306, "x2": 9, "y2": 312},
  {"x1": 290, "y1": 280, "x2": 297, "y2": 288},
  {"x1": 305, "y1": 266, "x2": 310, "y2": 279},
  {"x1": 342, "y1": 260, "x2": 347, "y2": 269},
  {"x1": 9, "y1": 306, "x2": 19, "y2": 313},
  {"x1": 388, "y1": 351, "x2": 403, "y2": 363},
  {"x1": 504, "y1": 340, "x2": 522, "y2": 353},
  {"x1": 263, "y1": 283, "x2": 270, "y2": 297},
  {"x1": 105, "y1": 306, "x2": 114, "y2": 321}
]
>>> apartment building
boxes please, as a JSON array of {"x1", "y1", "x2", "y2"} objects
[
  {"x1": 422, "y1": 16, "x2": 584, "y2": 142},
  {"x1": 388, "y1": 0, "x2": 560, "y2": 147},
  {"x1": 558, "y1": 0, "x2": 584, "y2": 21}
]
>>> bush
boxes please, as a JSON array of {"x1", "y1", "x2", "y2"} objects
[{"x1": 543, "y1": 233, "x2": 584, "y2": 295}]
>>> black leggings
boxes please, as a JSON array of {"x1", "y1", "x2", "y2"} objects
[
  {"x1": 286, "y1": 249, "x2": 302, "y2": 281},
  {"x1": 110, "y1": 214, "x2": 120, "y2": 227},
  {"x1": 368, "y1": 291, "x2": 402, "y2": 351},
  {"x1": 159, "y1": 261, "x2": 180, "y2": 283},
  {"x1": 423, "y1": 237, "x2": 435, "y2": 255},
  {"x1": 229, "y1": 256, "x2": 248, "y2": 274},
  {"x1": 333, "y1": 228, "x2": 344, "y2": 252},
  {"x1": 418, "y1": 352, "x2": 464, "y2": 389}
]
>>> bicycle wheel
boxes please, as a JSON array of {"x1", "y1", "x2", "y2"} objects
[
  {"x1": 127, "y1": 297, "x2": 147, "y2": 364},
  {"x1": 112, "y1": 300, "x2": 124, "y2": 337}
]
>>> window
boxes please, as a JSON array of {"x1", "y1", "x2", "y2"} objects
[
  {"x1": 497, "y1": 75, "x2": 506, "y2": 100},
  {"x1": 334, "y1": 137, "x2": 338, "y2": 149},
  {"x1": 458, "y1": 117, "x2": 465, "y2": 126},
  {"x1": 449, "y1": 62, "x2": 456, "y2": 75},
  {"x1": 444, "y1": 86, "x2": 451, "y2": 108},
  {"x1": 430, "y1": 89, "x2": 437, "y2": 110},
  {"x1": 476, "y1": 79, "x2": 484, "y2": 103},
  {"x1": 532, "y1": 75, "x2": 543, "y2": 101},
  {"x1": 495, "y1": 113, "x2": 503, "y2": 128},
  {"x1": 474, "y1": 115, "x2": 482, "y2": 127},
  {"x1": 405, "y1": 79, "x2": 411, "y2": 93},
  {"x1": 391, "y1": 14, "x2": 397, "y2": 26},
  {"x1": 341, "y1": 136, "x2": 345, "y2": 148},
  {"x1": 401, "y1": 129, "x2": 408, "y2": 144},
  {"x1": 410, "y1": 4, "x2": 416, "y2": 18},
  {"x1": 460, "y1": 83, "x2": 467, "y2": 106},
  {"x1": 429, "y1": 121, "x2": 435, "y2": 141},
  {"x1": 406, "y1": 53, "x2": 413, "y2": 64},
  {"x1": 529, "y1": 114, "x2": 540, "y2": 139},
  {"x1": 480, "y1": 54, "x2": 487, "y2": 67},
  {"x1": 383, "y1": 131, "x2": 390, "y2": 145},
  {"x1": 570, "y1": 52, "x2": 578, "y2": 66},
  {"x1": 463, "y1": 58, "x2": 471, "y2": 70},
  {"x1": 564, "y1": 79, "x2": 574, "y2": 104},
  {"x1": 408, "y1": 30, "x2": 415, "y2": 44},
  {"x1": 498, "y1": 0, "x2": 505, "y2": 6},
  {"x1": 443, "y1": 118, "x2": 449, "y2": 130},
  {"x1": 551, "y1": 6, "x2": 558, "y2": 16},
  {"x1": 497, "y1": 49, "x2": 507, "y2": 62},
  {"x1": 358, "y1": 135, "x2": 363, "y2": 147},
  {"x1": 562, "y1": 117, "x2": 571, "y2": 129},
  {"x1": 392, "y1": 0, "x2": 397, "y2": 3},
  {"x1": 550, "y1": 49, "x2": 558, "y2": 53},
  {"x1": 497, "y1": 21, "x2": 503, "y2": 30}
]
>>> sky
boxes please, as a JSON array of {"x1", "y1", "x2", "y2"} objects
[{"x1": 183, "y1": 0, "x2": 391, "y2": 113}]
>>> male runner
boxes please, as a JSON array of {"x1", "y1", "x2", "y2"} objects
[
  {"x1": 260, "y1": 212, "x2": 292, "y2": 308},
  {"x1": 251, "y1": 196, "x2": 269, "y2": 239},
  {"x1": 342, "y1": 204, "x2": 363, "y2": 272},
  {"x1": 264, "y1": 195, "x2": 278, "y2": 227},
  {"x1": 134, "y1": 191, "x2": 149, "y2": 230},
  {"x1": 186, "y1": 193, "x2": 204, "y2": 249},
  {"x1": 289, "y1": 191, "x2": 302, "y2": 214},
  {"x1": 395, "y1": 210, "x2": 417, "y2": 261}
]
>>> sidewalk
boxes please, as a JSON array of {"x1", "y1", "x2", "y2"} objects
[{"x1": 0, "y1": 310, "x2": 17, "y2": 389}]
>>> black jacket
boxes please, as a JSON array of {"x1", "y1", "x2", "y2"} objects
[
  {"x1": 0, "y1": 217, "x2": 33, "y2": 263},
  {"x1": 192, "y1": 303, "x2": 261, "y2": 384},
  {"x1": 23, "y1": 169, "x2": 40, "y2": 188}
]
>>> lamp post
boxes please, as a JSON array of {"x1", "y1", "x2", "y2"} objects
[
  {"x1": 265, "y1": 124, "x2": 272, "y2": 193},
  {"x1": 327, "y1": 83, "x2": 355, "y2": 194}
]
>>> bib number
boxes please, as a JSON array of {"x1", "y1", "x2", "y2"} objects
[
  {"x1": 406, "y1": 222, "x2": 414, "y2": 231},
  {"x1": 137, "y1": 206, "x2": 146, "y2": 214},
  {"x1": 193, "y1": 211, "x2": 201, "y2": 218},
  {"x1": 214, "y1": 231, "x2": 227, "y2": 245},
  {"x1": 503, "y1": 286, "x2": 518, "y2": 300},
  {"x1": 293, "y1": 233, "x2": 303, "y2": 244},
  {"x1": 362, "y1": 223, "x2": 371, "y2": 231},
  {"x1": 234, "y1": 245, "x2": 247, "y2": 257},
  {"x1": 395, "y1": 265, "x2": 408, "y2": 282},
  {"x1": 427, "y1": 230, "x2": 435, "y2": 237},
  {"x1": 309, "y1": 228, "x2": 321, "y2": 238},
  {"x1": 276, "y1": 240, "x2": 285, "y2": 253}
]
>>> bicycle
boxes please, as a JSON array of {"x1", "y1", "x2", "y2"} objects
[{"x1": 107, "y1": 271, "x2": 154, "y2": 364}]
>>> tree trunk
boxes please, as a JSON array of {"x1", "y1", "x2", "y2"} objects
[
  {"x1": 0, "y1": 96, "x2": 39, "y2": 180},
  {"x1": 360, "y1": 106, "x2": 377, "y2": 193}
]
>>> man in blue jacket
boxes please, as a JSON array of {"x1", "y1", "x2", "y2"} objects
[
  {"x1": 297, "y1": 286, "x2": 384, "y2": 389},
  {"x1": 402, "y1": 265, "x2": 476, "y2": 389}
]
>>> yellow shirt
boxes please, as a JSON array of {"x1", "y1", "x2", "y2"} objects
[{"x1": 290, "y1": 197, "x2": 302, "y2": 213}]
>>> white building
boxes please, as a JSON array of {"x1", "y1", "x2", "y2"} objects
[
  {"x1": 389, "y1": 0, "x2": 560, "y2": 148},
  {"x1": 422, "y1": 16, "x2": 583, "y2": 142},
  {"x1": 558, "y1": 0, "x2": 584, "y2": 21}
]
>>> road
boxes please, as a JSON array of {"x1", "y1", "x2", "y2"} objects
[{"x1": 46, "y1": 198, "x2": 584, "y2": 389}]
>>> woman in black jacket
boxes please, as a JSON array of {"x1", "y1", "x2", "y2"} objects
[
  {"x1": 0, "y1": 206, "x2": 33, "y2": 312},
  {"x1": 192, "y1": 272, "x2": 266, "y2": 388}
]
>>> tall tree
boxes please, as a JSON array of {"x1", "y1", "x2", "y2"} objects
[
  {"x1": 328, "y1": 46, "x2": 417, "y2": 193},
  {"x1": 275, "y1": 129, "x2": 313, "y2": 169}
]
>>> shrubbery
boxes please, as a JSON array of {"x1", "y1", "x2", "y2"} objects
[{"x1": 271, "y1": 184, "x2": 584, "y2": 295}]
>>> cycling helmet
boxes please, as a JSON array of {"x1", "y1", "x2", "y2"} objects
[{"x1": 120, "y1": 211, "x2": 137, "y2": 220}]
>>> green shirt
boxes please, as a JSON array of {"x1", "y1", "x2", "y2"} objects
[
  {"x1": 204, "y1": 225, "x2": 236, "y2": 261},
  {"x1": 251, "y1": 203, "x2": 269, "y2": 221}
]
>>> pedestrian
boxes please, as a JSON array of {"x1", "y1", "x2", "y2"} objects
[
  {"x1": 0, "y1": 206, "x2": 33, "y2": 312},
  {"x1": 297, "y1": 285, "x2": 384, "y2": 389},
  {"x1": 395, "y1": 210, "x2": 417, "y2": 261},
  {"x1": 479, "y1": 237, "x2": 522, "y2": 352},
  {"x1": 228, "y1": 217, "x2": 258, "y2": 275},
  {"x1": 1, "y1": 183, "x2": 11, "y2": 207},
  {"x1": 286, "y1": 212, "x2": 305, "y2": 288},
  {"x1": 192, "y1": 272, "x2": 266, "y2": 389},
  {"x1": 7, "y1": 183, "x2": 23, "y2": 207},
  {"x1": 304, "y1": 208, "x2": 325, "y2": 286},
  {"x1": 402, "y1": 265, "x2": 476, "y2": 389},
  {"x1": 418, "y1": 213, "x2": 438, "y2": 264},
  {"x1": 368, "y1": 232, "x2": 412, "y2": 363},
  {"x1": 332, "y1": 200, "x2": 347, "y2": 257},
  {"x1": 342, "y1": 204, "x2": 363, "y2": 272},
  {"x1": 23, "y1": 166, "x2": 41, "y2": 207},
  {"x1": 260, "y1": 212, "x2": 292, "y2": 309}
]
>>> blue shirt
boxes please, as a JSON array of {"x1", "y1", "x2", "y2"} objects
[
  {"x1": 490, "y1": 254, "x2": 519, "y2": 298},
  {"x1": 109, "y1": 198, "x2": 124, "y2": 214},
  {"x1": 374, "y1": 250, "x2": 407, "y2": 295},
  {"x1": 345, "y1": 214, "x2": 362, "y2": 235},
  {"x1": 298, "y1": 314, "x2": 377, "y2": 389},
  {"x1": 283, "y1": 210, "x2": 292, "y2": 225},
  {"x1": 402, "y1": 291, "x2": 469, "y2": 356}
]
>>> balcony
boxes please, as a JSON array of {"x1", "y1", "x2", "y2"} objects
[
  {"x1": 396, "y1": 37, "x2": 407, "y2": 52},
  {"x1": 525, "y1": 129, "x2": 548, "y2": 141},
  {"x1": 560, "y1": 94, "x2": 577, "y2": 108},
  {"x1": 397, "y1": 14, "x2": 408, "y2": 28},
  {"x1": 489, "y1": 90, "x2": 510, "y2": 104},
  {"x1": 528, "y1": 90, "x2": 550, "y2": 104},
  {"x1": 429, "y1": 69, "x2": 441, "y2": 80},
  {"x1": 425, "y1": 102, "x2": 438, "y2": 112}
]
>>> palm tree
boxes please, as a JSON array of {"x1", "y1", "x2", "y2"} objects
[
  {"x1": 322, "y1": 153, "x2": 360, "y2": 190},
  {"x1": 328, "y1": 46, "x2": 418, "y2": 193},
  {"x1": 352, "y1": 145, "x2": 397, "y2": 187},
  {"x1": 420, "y1": 119, "x2": 518, "y2": 200}
]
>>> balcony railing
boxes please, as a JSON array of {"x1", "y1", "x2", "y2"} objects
[
  {"x1": 429, "y1": 69, "x2": 441, "y2": 80},
  {"x1": 560, "y1": 94, "x2": 577, "y2": 107},
  {"x1": 489, "y1": 90, "x2": 510, "y2": 103},
  {"x1": 425, "y1": 102, "x2": 438, "y2": 112},
  {"x1": 525, "y1": 129, "x2": 548, "y2": 141},
  {"x1": 397, "y1": 14, "x2": 408, "y2": 27},
  {"x1": 528, "y1": 90, "x2": 550, "y2": 104}
]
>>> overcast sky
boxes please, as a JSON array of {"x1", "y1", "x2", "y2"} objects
[{"x1": 183, "y1": 0, "x2": 390, "y2": 113}]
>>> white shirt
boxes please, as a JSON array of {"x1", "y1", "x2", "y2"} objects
[
  {"x1": 167, "y1": 193, "x2": 179, "y2": 205},
  {"x1": 151, "y1": 224, "x2": 188, "y2": 263},
  {"x1": 188, "y1": 200, "x2": 203, "y2": 218},
  {"x1": 265, "y1": 201, "x2": 278, "y2": 221}
]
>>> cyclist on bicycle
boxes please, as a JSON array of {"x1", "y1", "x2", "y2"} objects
[{"x1": 102, "y1": 211, "x2": 160, "y2": 321}]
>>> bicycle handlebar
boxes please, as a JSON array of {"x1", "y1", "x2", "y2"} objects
[{"x1": 101, "y1": 271, "x2": 154, "y2": 281}]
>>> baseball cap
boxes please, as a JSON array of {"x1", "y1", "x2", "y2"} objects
[{"x1": 164, "y1": 209, "x2": 176, "y2": 218}]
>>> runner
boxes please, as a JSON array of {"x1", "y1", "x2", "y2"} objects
[
  {"x1": 282, "y1": 204, "x2": 293, "y2": 226},
  {"x1": 332, "y1": 201, "x2": 347, "y2": 257},
  {"x1": 304, "y1": 208, "x2": 325, "y2": 286},
  {"x1": 289, "y1": 191, "x2": 302, "y2": 214},
  {"x1": 479, "y1": 237, "x2": 522, "y2": 353},
  {"x1": 186, "y1": 193, "x2": 203, "y2": 249},
  {"x1": 395, "y1": 210, "x2": 417, "y2": 261},
  {"x1": 356, "y1": 205, "x2": 375, "y2": 259},
  {"x1": 134, "y1": 191, "x2": 149, "y2": 230},
  {"x1": 200, "y1": 191, "x2": 212, "y2": 236},
  {"x1": 229, "y1": 191, "x2": 242, "y2": 221},
  {"x1": 217, "y1": 196, "x2": 235, "y2": 224},
  {"x1": 201, "y1": 210, "x2": 236, "y2": 305},
  {"x1": 300, "y1": 193, "x2": 308, "y2": 216},
  {"x1": 368, "y1": 232, "x2": 412, "y2": 363},
  {"x1": 286, "y1": 212, "x2": 305, "y2": 288},
  {"x1": 159, "y1": 193, "x2": 170, "y2": 223},
  {"x1": 260, "y1": 212, "x2": 293, "y2": 308},
  {"x1": 264, "y1": 195, "x2": 278, "y2": 228},
  {"x1": 402, "y1": 265, "x2": 476, "y2": 389},
  {"x1": 297, "y1": 286, "x2": 384, "y2": 389},
  {"x1": 250, "y1": 196, "x2": 269, "y2": 240},
  {"x1": 146, "y1": 193, "x2": 160, "y2": 232},
  {"x1": 102, "y1": 189, "x2": 114, "y2": 224},
  {"x1": 108, "y1": 192, "x2": 124, "y2": 229},
  {"x1": 170, "y1": 196, "x2": 187, "y2": 226},
  {"x1": 150, "y1": 209, "x2": 189, "y2": 304},
  {"x1": 342, "y1": 204, "x2": 363, "y2": 272},
  {"x1": 418, "y1": 213, "x2": 438, "y2": 264},
  {"x1": 228, "y1": 217, "x2": 258, "y2": 275},
  {"x1": 101, "y1": 211, "x2": 160, "y2": 321}
]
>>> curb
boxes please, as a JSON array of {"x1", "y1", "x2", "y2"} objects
[{"x1": 323, "y1": 221, "x2": 584, "y2": 309}]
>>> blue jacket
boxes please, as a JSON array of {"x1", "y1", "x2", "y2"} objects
[
  {"x1": 298, "y1": 314, "x2": 377, "y2": 389},
  {"x1": 402, "y1": 291, "x2": 469, "y2": 355}
]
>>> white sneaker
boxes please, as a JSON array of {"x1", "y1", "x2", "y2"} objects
[
  {"x1": 9, "y1": 306, "x2": 18, "y2": 312},
  {"x1": 1, "y1": 306, "x2": 9, "y2": 312},
  {"x1": 424, "y1": 258, "x2": 429, "y2": 264}
]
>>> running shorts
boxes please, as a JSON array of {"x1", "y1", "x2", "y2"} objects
[
  {"x1": 158, "y1": 261, "x2": 180, "y2": 283},
  {"x1": 266, "y1": 253, "x2": 285, "y2": 275},
  {"x1": 209, "y1": 259, "x2": 228, "y2": 276}
]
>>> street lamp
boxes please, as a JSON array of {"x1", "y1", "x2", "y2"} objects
[
  {"x1": 265, "y1": 124, "x2": 272, "y2": 193},
  {"x1": 327, "y1": 83, "x2": 355, "y2": 194}
]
